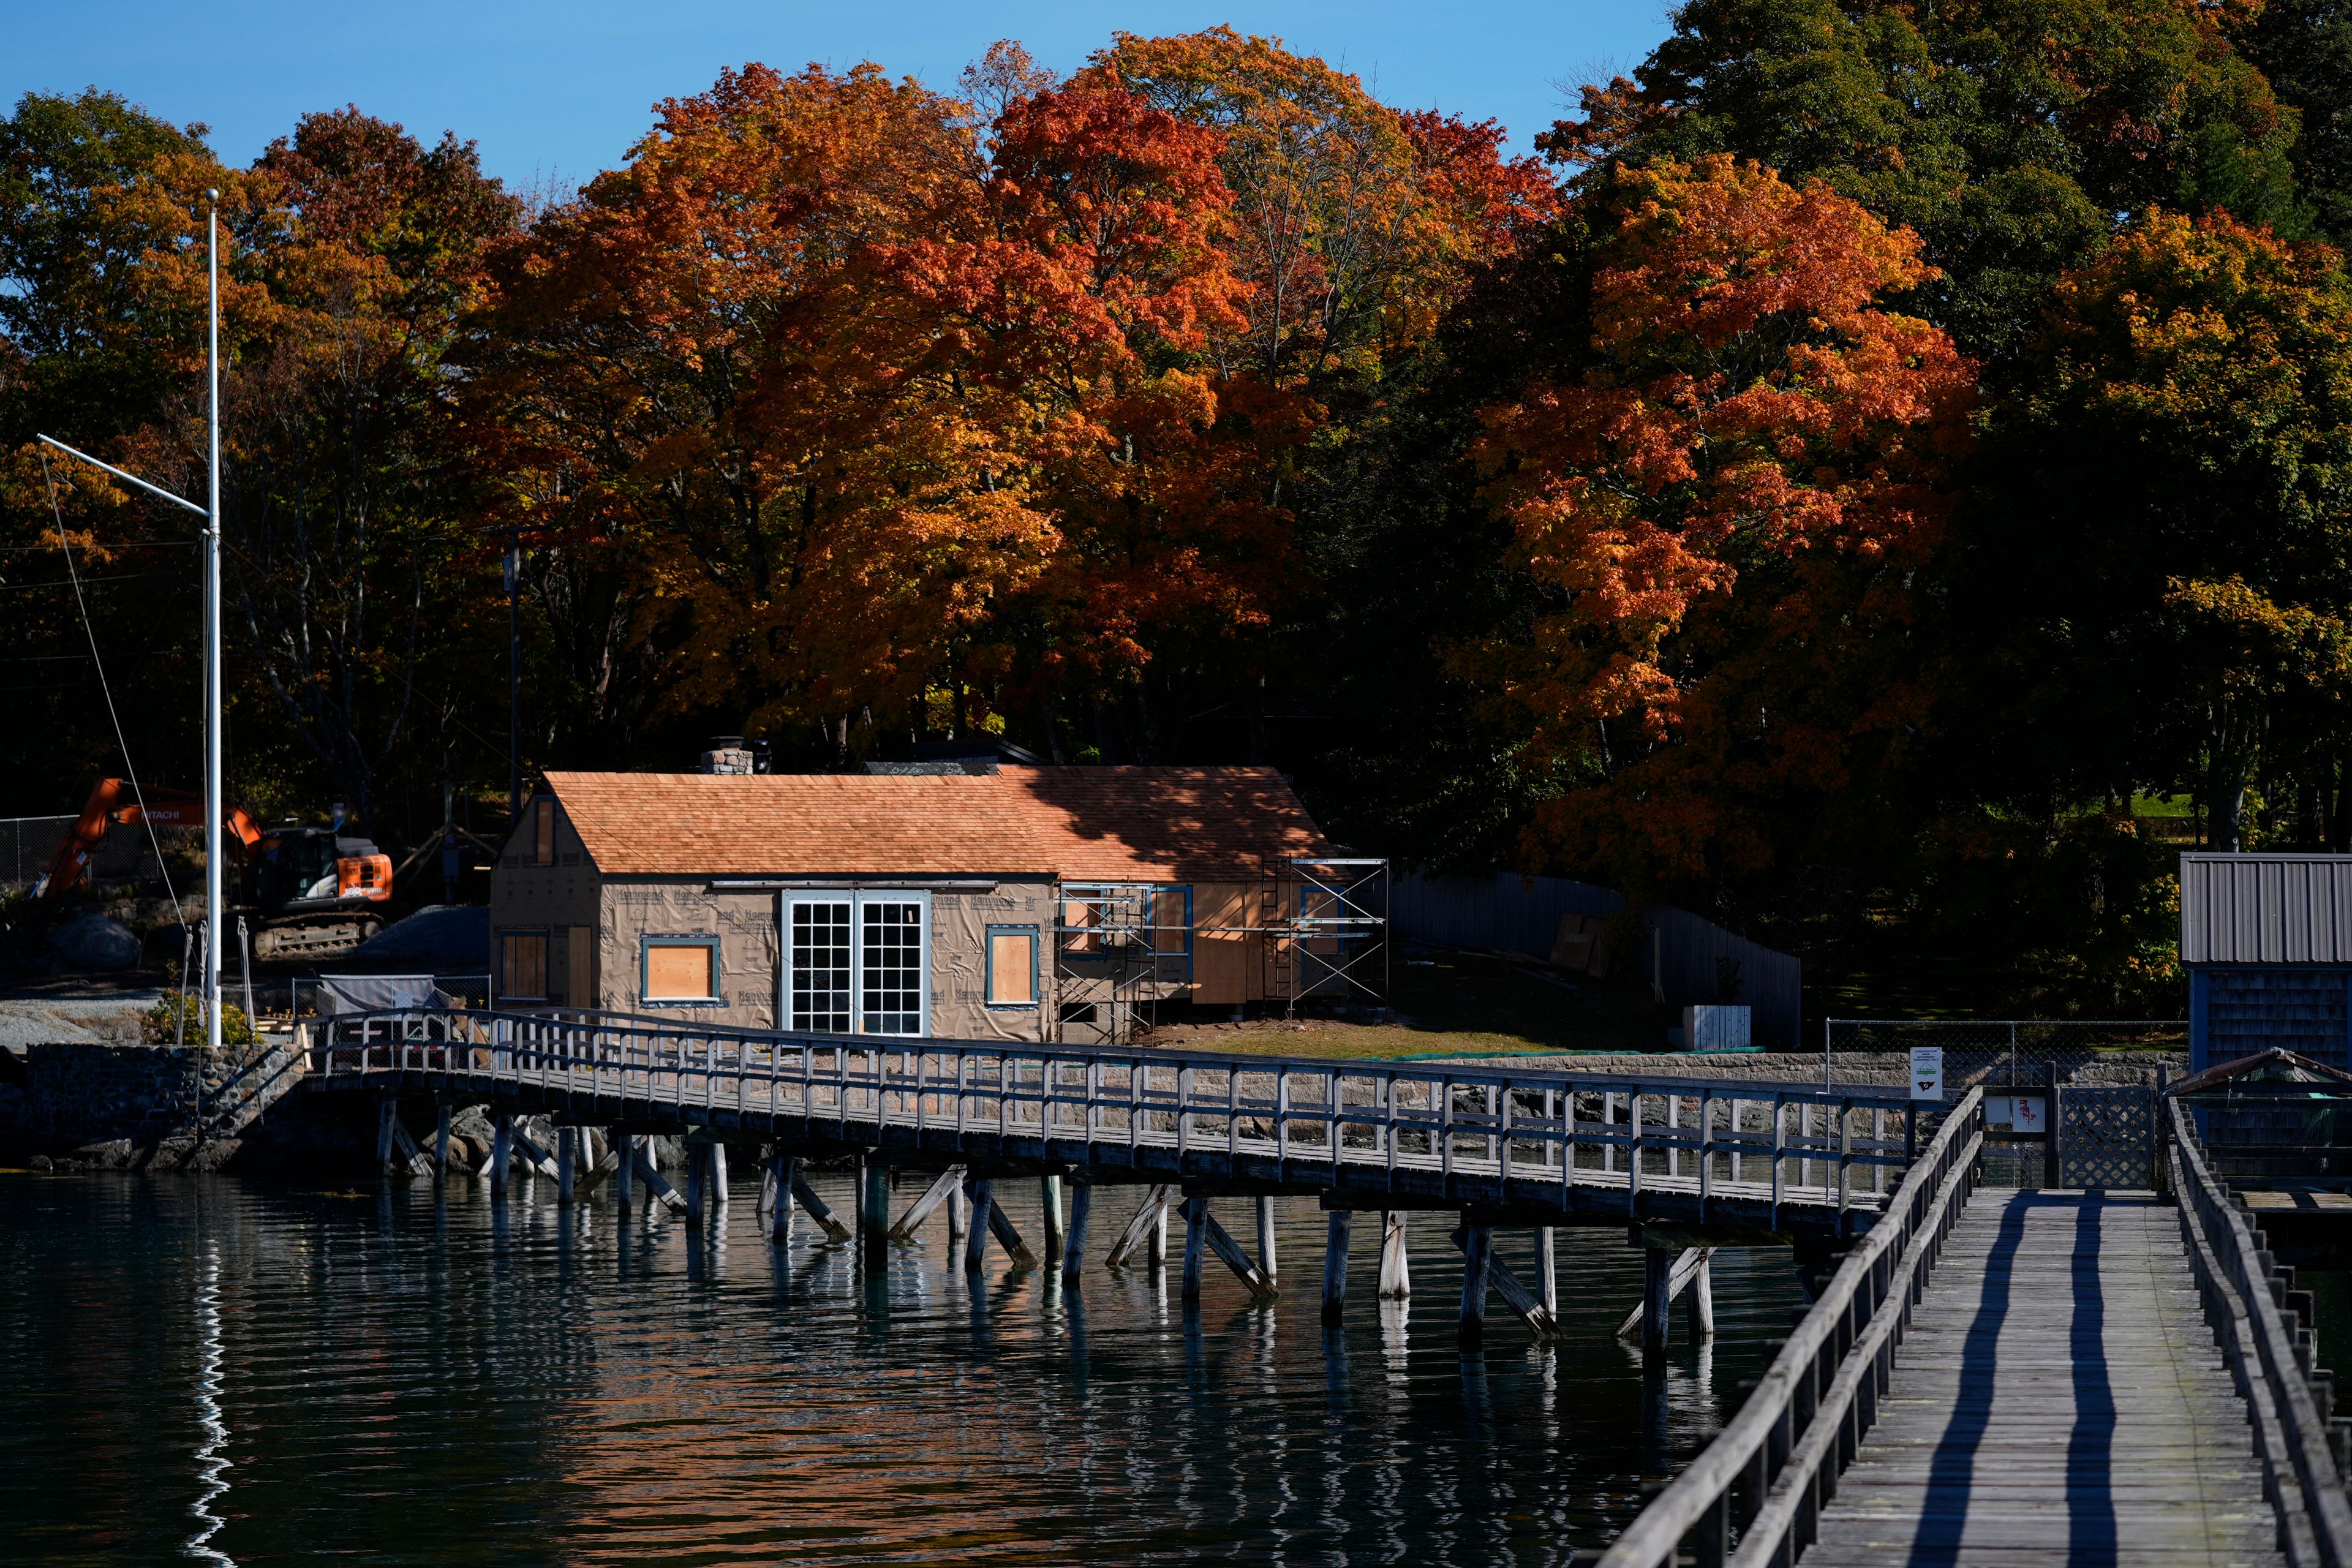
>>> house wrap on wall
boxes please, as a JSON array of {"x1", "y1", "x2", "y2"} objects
[
  {"x1": 488, "y1": 766, "x2": 1360, "y2": 1042},
  {"x1": 2180, "y1": 853, "x2": 2352, "y2": 1072}
]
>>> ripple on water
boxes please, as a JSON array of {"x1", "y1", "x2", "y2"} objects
[{"x1": 0, "y1": 1170, "x2": 1803, "y2": 1566}]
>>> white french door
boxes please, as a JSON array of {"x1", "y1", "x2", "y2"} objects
[{"x1": 780, "y1": 891, "x2": 929, "y2": 1036}]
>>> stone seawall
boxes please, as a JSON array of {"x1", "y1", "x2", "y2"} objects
[{"x1": 3, "y1": 1039, "x2": 306, "y2": 1170}]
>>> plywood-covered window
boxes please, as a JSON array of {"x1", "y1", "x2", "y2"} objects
[
  {"x1": 501, "y1": 930, "x2": 548, "y2": 1001},
  {"x1": 566, "y1": 925, "x2": 594, "y2": 1008},
  {"x1": 642, "y1": 937, "x2": 719, "y2": 1003},
  {"x1": 533, "y1": 799, "x2": 555, "y2": 866},
  {"x1": 986, "y1": 926, "x2": 1038, "y2": 1008}
]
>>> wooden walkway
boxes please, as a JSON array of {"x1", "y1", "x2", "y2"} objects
[{"x1": 1805, "y1": 1191, "x2": 2285, "y2": 1568}]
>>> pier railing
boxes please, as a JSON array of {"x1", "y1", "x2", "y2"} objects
[
  {"x1": 302, "y1": 1008, "x2": 1926, "y2": 1218},
  {"x1": 2170, "y1": 1098, "x2": 2352, "y2": 1567},
  {"x1": 1599, "y1": 1087, "x2": 1985, "y2": 1568}
]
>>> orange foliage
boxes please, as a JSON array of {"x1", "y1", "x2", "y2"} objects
[{"x1": 1476, "y1": 156, "x2": 1976, "y2": 875}]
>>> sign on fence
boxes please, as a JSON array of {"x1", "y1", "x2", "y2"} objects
[
  {"x1": 1987, "y1": 1095, "x2": 2048, "y2": 1133},
  {"x1": 1910, "y1": 1046, "x2": 1944, "y2": 1102}
]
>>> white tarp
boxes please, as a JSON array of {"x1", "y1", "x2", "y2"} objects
[{"x1": 317, "y1": 974, "x2": 453, "y2": 1015}]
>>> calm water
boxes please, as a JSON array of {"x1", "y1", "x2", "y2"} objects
[{"x1": 1, "y1": 1169, "x2": 1804, "y2": 1566}]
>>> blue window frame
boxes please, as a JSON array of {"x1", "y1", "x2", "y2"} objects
[
  {"x1": 986, "y1": 925, "x2": 1040, "y2": 1009},
  {"x1": 639, "y1": 935, "x2": 722, "y2": 1006}
]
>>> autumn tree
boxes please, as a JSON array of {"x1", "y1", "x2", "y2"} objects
[
  {"x1": 1473, "y1": 156, "x2": 1975, "y2": 883},
  {"x1": 1985, "y1": 208, "x2": 2352, "y2": 850}
]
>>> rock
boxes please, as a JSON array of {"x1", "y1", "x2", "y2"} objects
[
  {"x1": 28, "y1": 1154, "x2": 52, "y2": 1170},
  {"x1": 70, "y1": 1138, "x2": 134, "y2": 1168},
  {"x1": 46, "y1": 913, "x2": 143, "y2": 971}
]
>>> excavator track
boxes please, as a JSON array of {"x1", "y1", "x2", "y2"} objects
[{"x1": 249, "y1": 913, "x2": 384, "y2": 963}]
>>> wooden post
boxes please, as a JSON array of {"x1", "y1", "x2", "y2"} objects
[
  {"x1": 1061, "y1": 1181, "x2": 1091, "y2": 1289},
  {"x1": 946, "y1": 1180, "x2": 968, "y2": 1245},
  {"x1": 710, "y1": 1142, "x2": 729, "y2": 1208},
  {"x1": 756, "y1": 1143, "x2": 777, "y2": 1215},
  {"x1": 861, "y1": 1157, "x2": 890, "y2": 1259},
  {"x1": 2048, "y1": 1060, "x2": 2064, "y2": 1189},
  {"x1": 1256, "y1": 1196, "x2": 1278, "y2": 1291},
  {"x1": 1536, "y1": 1227, "x2": 1558, "y2": 1320},
  {"x1": 1150, "y1": 1201, "x2": 1168, "y2": 1268},
  {"x1": 557, "y1": 1125, "x2": 577, "y2": 1206},
  {"x1": 889, "y1": 1166, "x2": 967, "y2": 1240},
  {"x1": 616, "y1": 1133, "x2": 635, "y2": 1207},
  {"x1": 1458, "y1": 1223, "x2": 1492, "y2": 1339},
  {"x1": 1322, "y1": 1210, "x2": 1352, "y2": 1324},
  {"x1": 490, "y1": 1114, "x2": 511, "y2": 1199},
  {"x1": 1642, "y1": 1246, "x2": 1673, "y2": 1355},
  {"x1": 769, "y1": 1150, "x2": 793, "y2": 1244},
  {"x1": 1182, "y1": 1195, "x2": 1208, "y2": 1302},
  {"x1": 1042, "y1": 1172, "x2": 1066, "y2": 1267},
  {"x1": 375, "y1": 1097, "x2": 396, "y2": 1170},
  {"x1": 1685, "y1": 1252, "x2": 1714, "y2": 1338},
  {"x1": 1378, "y1": 1211, "x2": 1411, "y2": 1298},
  {"x1": 434, "y1": 1101, "x2": 451, "y2": 1180},
  {"x1": 963, "y1": 1177, "x2": 993, "y2": 1270},
  {"x1": 790, "y1": 1166, "x2": 851, "y2": 1242},
  {"x1": 685, "y1": 1143, "x2": 707, "y2": 1224}
]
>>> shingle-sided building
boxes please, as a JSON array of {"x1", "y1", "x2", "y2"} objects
[
  {"x1": 488, "y1": 766, "x2": 1339, "y2": 1041},
  {"x1": 2181, "y1": 853, "x2": 2352, "y2": 1072}
]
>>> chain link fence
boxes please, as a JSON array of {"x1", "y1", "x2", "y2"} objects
[{"x1": 1826, "y1": 1019, "x2": 2188, "y2": 1187}]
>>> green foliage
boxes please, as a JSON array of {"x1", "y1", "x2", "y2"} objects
[{"x1": 139, "y1": 992, "x2": 257, "y2": 1047}]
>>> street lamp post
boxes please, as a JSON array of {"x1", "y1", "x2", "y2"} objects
[{"x1": 39, "y1": 189, "x2": 226, "y2": 1058}]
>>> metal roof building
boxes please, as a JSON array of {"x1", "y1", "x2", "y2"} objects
[{"x1": 2180, "y1": 854, "x2": 2352, "y2": 1072}]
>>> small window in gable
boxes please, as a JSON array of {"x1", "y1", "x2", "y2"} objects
[{"x1": 533, "y1": 799, "x2": 555, "y2": 866}]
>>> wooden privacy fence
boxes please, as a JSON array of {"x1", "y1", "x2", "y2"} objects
[
  {"x1": 302, "y1": 1008, "x2": 1920, "y2": 1226},
  {"x1": 1598, "y1": 1087, "x2": 1985, "y2": 1568},
  {"x1": 1390, "y1": 873, "x2": 1803, "y2": 1047},
  {"x1": 2171, "y1": 1097, "x2": 2352, "y2": 1566}
]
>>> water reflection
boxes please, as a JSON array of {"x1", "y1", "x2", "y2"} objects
[{"x1": 2, "y1": 1169, "x2": 1802, "y2": 1566}]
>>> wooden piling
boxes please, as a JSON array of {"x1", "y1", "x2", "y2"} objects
[
  {"x1": 756, "y1": 1144, "x2": 777, "y2": 1215},
  {"x1": 615, "y1": 1133, "x2": 635, "y2": 1206},
  {"x1": 1182, "y1": 1195, "x2": 1208, "y2": 1302},
  {"x1": 1151, "y1": 1202, "x2": 1167, "y2": 1268},
  {"x1": 1684, "y1": 1251, "x2": 1714, "y2": 1338},
  {"x1": 1536, "y1": 1227, "x2": 1557, "y2": 1319},
  {"x1": 710, "y1": 1142, "x2": 729, "y2": 1207},
  {"x1": 1104, "y1": 1185, "x2": 1174, "y2": 1268},
  {"x1": 890, "y1": 1166, "x2": 967, "y2": 1240},
  {"x1": 1061, "y1": 1181, "x2": 1091, "y2": 1289},
  {"x1": 768, "y1": 1150, "x2": 793, "y2": 1243},
  {"x1": 946, "y1": 1180, "x2": 968, "y2": 1245},
  {"x1": 685, "y1": 1144, "x2": 707, "y2": 1224},
  {"x1": 1458, "y1": 1223, "x2": 1493, "y2": 1338},
  {"x1": 1642, "y1": 1246, "x2": 1673, "y2": 1355},
  {"x1": 1041, "y1": 1173, "x2": 1066, "y2": 1267},
  {"x1": 790, "y1": 1166, "x2": 851, "y2": 1242},
  {"x1": 1256, "y1": 1196, "x2": 1278, "y2": 1291},
  {"x1": 1322, "y1": 1210, "x2": 1352, "y2": 1324},
  {"x1": 861, "y1": 1158, "x2": 890, "y2": 1259},
  {"x1": 434, "y1": 1102, "x2": 451, "y2": 1180},
  {"x1": 1378, "y1": 1210, "x2": 1410, "y2": 1298},
  {"x1": 963, "y1": 1177, "x2": 994, "y2": 1270},
  {"x1": 490, "y1": 1114, "x2": 511, "y2": 1199},
  {"x1": 375, "y1": 1097, "x2": 396, "y2": 1170},
  {"x1": 557, "y1": 1125, "x2": 577, "y2": 1205}
]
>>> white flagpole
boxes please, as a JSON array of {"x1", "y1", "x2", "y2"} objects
[{"x1": 205, "y1": 190, "x2": 224, "y2": 1058}]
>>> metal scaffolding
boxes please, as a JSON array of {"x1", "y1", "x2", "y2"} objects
[{"x1": 1260, "y1": 857, "x2": 1390, "y2": 1016}]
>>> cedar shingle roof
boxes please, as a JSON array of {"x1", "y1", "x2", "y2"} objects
[{"x1": 541, "y1": 766, "x2": 1327, "y2": 881}]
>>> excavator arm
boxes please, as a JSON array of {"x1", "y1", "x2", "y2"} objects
[{"x1": 35, "y1": 778, "x2": 263, "y2": 906}]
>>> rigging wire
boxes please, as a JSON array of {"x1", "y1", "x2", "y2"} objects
[{"x1": 41, "y1": 452, "x2": 186, "y2": 926}]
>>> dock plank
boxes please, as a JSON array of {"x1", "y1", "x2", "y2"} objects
[{"x1": 1800, "y1": 1191, "x2": 2284, "y2": 1568}]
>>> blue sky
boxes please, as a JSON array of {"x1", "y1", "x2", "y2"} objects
[{"x1": 15, "y1": 1, "x2": 1673, "y2": 191}]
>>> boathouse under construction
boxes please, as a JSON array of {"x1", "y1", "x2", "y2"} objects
[{"x1": 489, "y1": 766, "x2": 1387, "y2": 1044}]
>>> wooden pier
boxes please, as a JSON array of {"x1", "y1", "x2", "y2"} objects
[
  {"x1": 1804, "y1": 1191, "x2": 2283, "y2": 1567},
  {"x1": 1600, "y1": 1090, "x2": 2352, "y2": 1568}
]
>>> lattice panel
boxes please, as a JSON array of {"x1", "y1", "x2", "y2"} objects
[{"x1": 2060, "y1": 1087, "x2": 2154, "y2": 1189}]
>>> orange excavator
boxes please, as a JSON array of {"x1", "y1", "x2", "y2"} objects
[{"x1": 37, "y1": 778, "x2": 395, "y2": 961}]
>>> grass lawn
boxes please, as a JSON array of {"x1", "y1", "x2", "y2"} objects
[{"x1": 1136, "y1": 948, "x2": 1678, "y2": 1060}]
